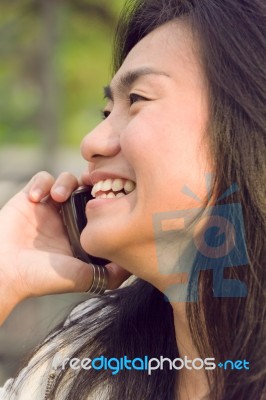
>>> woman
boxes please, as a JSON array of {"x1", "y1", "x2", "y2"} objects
[{"x1": 0, "y1": 0, "x2": 265, "y2": 399}]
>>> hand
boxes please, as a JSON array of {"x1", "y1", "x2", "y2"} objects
[{"x1": 0, "y1": 171, "x2": 131, "y2": 323}]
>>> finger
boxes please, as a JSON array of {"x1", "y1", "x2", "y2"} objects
[
  {"x1": 80, "y1": 171, "x2": 93, "y2": 187},
  {"x1": 77, "y1": 174, "x2": 87, "y2": 187},
  {"x1": 23, "y1": 171, "x2": 55, "y2": 202},
  {"x1": 40, "y1": 195, "x2": 63, "y2": 212},
  {"x1": 18, "y1": 253, "x2": 96, "y2": 297},
  {"x1": 19, "y1": 256, "x2": 130, "y2": 298},
  {"x1": 50, "y1": 172, "x2": 79, "y2": 202}
]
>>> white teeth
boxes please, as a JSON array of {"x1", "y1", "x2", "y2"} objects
[
  {"x1": 124, "y1": 180, "x2": 136, "y2": 193},
  {"x1": 91, "y1": 178, "x2": 136, "y2": 198},
  {"x1": 106, "y1": 192, "x2": 116, "y2": 199},
  {"x1": 102, "y1": 179, "x2": 112, "y2": 192},
  {"x1": 116, "y1": 192, "x2": 126, "y2": 198},
  {"x1": 112, "y1": 178, "x2": 124, "y2": 192},
  {"x1": 91, "y1": 181, "x2": 102, "y2": 197}
]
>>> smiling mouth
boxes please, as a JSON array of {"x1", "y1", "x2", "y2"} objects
[{"x1": 91, "y1": 178, "x2": 136, "y2": 199}]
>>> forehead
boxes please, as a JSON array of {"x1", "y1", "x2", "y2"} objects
[{"x1": 111, "y1": 20, "x2": 202, "y2": 87}]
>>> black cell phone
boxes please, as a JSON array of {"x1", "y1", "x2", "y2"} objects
[{"x1": 60, "y1": 187, "x2": 108, "y2": 266}]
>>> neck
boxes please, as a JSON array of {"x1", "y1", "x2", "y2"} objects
[{"x1": 171, "y1": 302, "x2": 210, "y2": 400}]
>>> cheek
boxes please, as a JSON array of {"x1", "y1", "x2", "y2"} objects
[
  {"x1": 121, "y1": 104, "x2": 208, "y2": 170},
  {"x1": 120, "y1": 106, "x2": 212, "y2": 210},
  {"x1": 120, "y1": 109, "x2": 169, "y2": 165}
]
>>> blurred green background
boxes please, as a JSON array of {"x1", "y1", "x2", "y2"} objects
[
  {"x1": 0, "y1": 0, "x2": 126, "y2": 385},
  {"x1": 0, "y1": 0, "x2": 124, "y2": 169}
]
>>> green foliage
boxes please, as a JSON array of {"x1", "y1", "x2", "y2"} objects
[{"x1": 0, "y1": 0, "x2": 125, "y2": 146}]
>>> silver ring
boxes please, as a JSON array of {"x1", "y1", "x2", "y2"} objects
[{"x1": 86, "y1": 264, "x2": 109, "y2": 295}]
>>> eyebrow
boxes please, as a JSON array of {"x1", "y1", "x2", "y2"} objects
[{"x1": 103, "y1": 67, "x2": 170, "y2": 101}]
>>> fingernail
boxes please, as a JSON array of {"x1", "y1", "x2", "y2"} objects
[
  {"x1": 53, "y1": 186, "x2": 67, "y2": 198},
  {"x1": 30, "y1": 188, "x2": 43, "y2": 201}
]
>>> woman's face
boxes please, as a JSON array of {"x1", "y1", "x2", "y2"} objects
[{"x1": 80, "y1": 21, "x2": 213, "y2": 291}]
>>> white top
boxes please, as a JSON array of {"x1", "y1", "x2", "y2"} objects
[{"x1": 0, "y1": 297, "x2": 110, "y2": 399}]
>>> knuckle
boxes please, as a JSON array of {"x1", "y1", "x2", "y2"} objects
[
  {"x1": 58, "y1": 172, "x2": 78, "y2": 185},
  {"x1": 34, "y1": 171, "x2": 54, "y2": 182}
]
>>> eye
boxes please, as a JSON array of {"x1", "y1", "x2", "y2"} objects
[
  {"x1": 101, "y1": 109, "x2": 111, "y2": 120},
  {"x1": 129, "y1": 93, "x2": 148, "y2": 106}
]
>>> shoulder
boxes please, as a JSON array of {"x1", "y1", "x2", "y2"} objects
[{"x1": 0, "y1": 337, "x2": 57, "y2": 399}]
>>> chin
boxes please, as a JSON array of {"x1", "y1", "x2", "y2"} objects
[{"x1": 80, "y1": 226, "x2": 112, "y2": 260}]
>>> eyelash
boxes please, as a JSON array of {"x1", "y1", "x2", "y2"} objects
[
  {"x1": 129, "y1": 93, "x2": 146, "y2": 105},
  {"x1": 101, "y1": 93, "x2": 148, "y2": 120},
  {"x1": 101, "y1": 110, "x2": 111, "y2": 120}
]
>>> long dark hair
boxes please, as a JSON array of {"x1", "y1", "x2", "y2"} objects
[{"x1": 10, "y1": 1, "x2": 266, "y2": 399}]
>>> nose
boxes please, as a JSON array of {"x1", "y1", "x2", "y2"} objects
[{"x1": 80, "y1": 119, "x2": 121, "y2": 162}]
